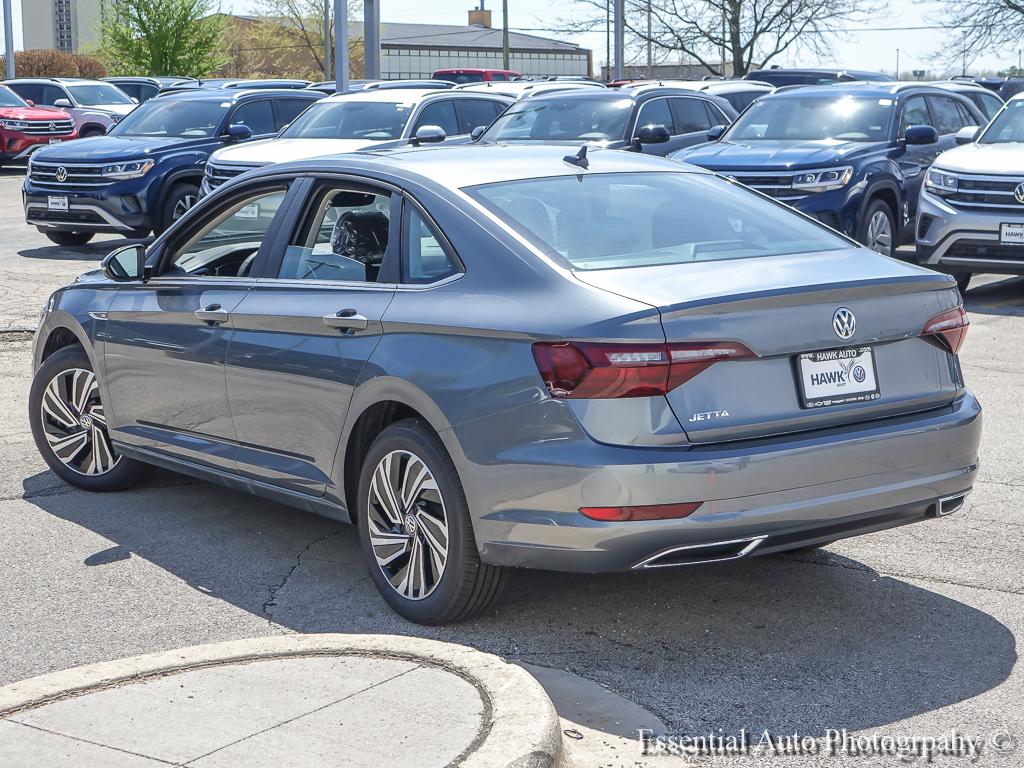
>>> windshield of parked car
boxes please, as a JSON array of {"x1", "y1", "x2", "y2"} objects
[
  {"x1": 108, "y1": 100, "x2": 228, "y2": 138},
  {"x1": 466, "y1": 172, "x2": 849, "y2": 269},
  {"x1": 280, "y1": 100, "x2": 413, "y2": 139},
  {"x1": 0, "y1": 87, "x2": 27, "y2": 107},
  {"x1": 482, "y1": 97, "x2": 632, "y2": 142},
  {"x1": 725, "y1": 95, "x2": 893, "y2": 142},
  {"x1": 66, "y1": 83, "x2": 135, "y2": 106},
  {"x1": 979, "y1": 99, "x2": 1024, "y2": 143}
]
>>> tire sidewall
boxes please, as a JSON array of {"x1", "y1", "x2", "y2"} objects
[
  {"x1": 356, "y1": 420, "x2": 473, "y2": 624},
  {"x1": 158, "y1": 183, "x2": 199, "y2": 234},
  {"x1": 858, "y1": 199, "x2": 896, "y2": 255}
]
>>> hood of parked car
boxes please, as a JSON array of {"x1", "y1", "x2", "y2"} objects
[
  {"x1": 210, "y1": 137, "x2": 390, "y2": 166},
  {"x1": 0, "y1": 105, "x2": 70, "y2": 121},
  {"x1": 673, "y1": 138, "x2": 880, "y2": 171},
  {"x1": 85, "y1": 103, "x2": 136, "y2": 117},
  {"x1": 31, "y1": 135, "x2": 195, "y2": 163},
  {"x1": 931, "y1": 142, "x2": 1024, "y2": 175}
]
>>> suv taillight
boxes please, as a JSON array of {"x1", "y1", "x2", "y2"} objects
[
  {"x1": 532, "y1": 341, "x2": 754, "y2": 399},
  {"x1": 922, "y1": 306, "x2": 969, "y2": 354}
]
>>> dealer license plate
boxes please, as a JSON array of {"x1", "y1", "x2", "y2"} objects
[
  {"x1": 1000, "y1": 223, "x2": 1024, "y2": 245},
  {"x1": 797, "y1": 346, "x2": 880, "y2": 409},
  {"x1": 47, "y1": 196, "x2": 69, "y2": 212}
]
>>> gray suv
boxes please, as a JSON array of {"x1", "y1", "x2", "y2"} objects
[{"x1": 30, "y1": 145, "x2": 980, "y2": 624}]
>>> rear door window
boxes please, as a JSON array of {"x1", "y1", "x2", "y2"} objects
[
  {"x1": 455, "y1": 98, "x2": 501, "y2": 134},
  {"x1": 669, "y1": 97, "x2": 712, "y2": 133},
  {"x1": 927, "y1": 96, "x2": 967, "y2": 134},
  {"x1": 229, "y1": 100, "x2": 277, "y2": 136},
  {"x1": 403, "y1": 204, "x2": 460, "y2": 284}
]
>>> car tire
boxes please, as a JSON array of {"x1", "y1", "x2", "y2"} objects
[
  {"x1": 357, "y1": 418, "x2": 506, "y2": 625},
  {"x1": 43, "y1": 230, "x2": 95, "y2": 247},
  {"x1": 79, "y1": 126, "x2": 105, "y2": 138},
  {"x1": 857, "y1": 199, "x2": 896, "y2": 257},
  {"x1": 954, "y1": 272, "x2": 972, "y2": 295},
  {"x1": 29, "y1": 346, "x2": 147, "y2": 492},
  {"x1": 156, "y1": 183, "x2": 200, "y2": 235}
]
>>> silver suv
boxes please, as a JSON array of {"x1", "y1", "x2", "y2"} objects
[{"x1": 917, "y1": 92, "x2": 1024, "y2": 292}]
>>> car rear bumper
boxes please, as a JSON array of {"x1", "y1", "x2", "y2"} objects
[
  {"x1": 451, "y1": 391, "x2": 981, "y2": 572},
  {"x1": 916, "y1": 189, "x2": 1024, "y2": 275}
]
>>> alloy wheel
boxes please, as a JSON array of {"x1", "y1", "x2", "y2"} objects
[
  {"x1": 172, "y1": 194, "x2": 197, "y2": 222},
  {"x1": 866, "y1": 210, "x2": 893, "y2": 256},
  {"x1": 367, "y1": 449, "x2": 449, "y2": 601},
  {"x1": 39, "y1": 368, "x2": 120, "y2": 476}
]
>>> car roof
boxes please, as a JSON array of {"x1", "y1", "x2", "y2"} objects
[
  {"x1": 765, "y1": 82, "x2": 965, "y2": 98},
  {"x1": 748, "y1": 68, "x2": 890, "y2": 77},
  {"x1": 5, "y1": 77, "x2": 108, "y2": 85},
  {"x1": 322, "y1": 88, "x2": 511, "y2": 103},
  {"x1": 158, "y1": 88, "x2": 322, "y2": 102},
  {"x1": 256, "y1": 143, "x2": 708, "y2": 192},
  {"x1": 931, "y1": 81, "x2": 999, "y2": 94}
]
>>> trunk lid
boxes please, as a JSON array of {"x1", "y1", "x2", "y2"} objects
[{"x1": 574, "y1": 248, "x2": 964, "y2": 443}]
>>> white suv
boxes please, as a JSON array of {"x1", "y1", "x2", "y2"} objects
[
  {"x1": 917, "y1": 93, "x2": 1024, "y2": 292},
  {"x1": 201, "y1": 88, "x2": 512, "y2": 195}
]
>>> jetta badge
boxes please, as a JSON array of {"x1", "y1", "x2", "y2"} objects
[
  {"x1": 832, "y1": 307, "x2": 856, "y2": 340},
  {"x1": 1015, "y1": 182, "x2": 1024, "y2": 205},
  {"x1": 54, "y1": 166, "x2": 68, "y2": 183}
]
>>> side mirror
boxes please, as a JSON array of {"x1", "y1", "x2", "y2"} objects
[
  {"x1": 904, "y1": 124, "x2": 938, "y2": 145},
  {"x1": 224, "y1": 123, "x2": 253, "y2": 141},
  {"x1": 102, "y1": 244, "x2": 146, "y2": 282},
  {"x1": 25, "y1": 99, "x2": 34, "y2": 106},
  {"x1": 707, "y1": 124, "x2": 727, "y2": 141},
  {"x1": 411, "y1": 124, "x2": 446, "y2": 145},
  {"x1": 470, "y1": 125, "x2": 487, "y2": 141},
  {"x1": 53, "y1": 98, "x2": 72, "y2": 108},
  {"x1": 955, "y1": 125, "x2": 979, "y2": 145},
  {"x1": 636, "y1": 123, "x2": 670, "y2": 144}
]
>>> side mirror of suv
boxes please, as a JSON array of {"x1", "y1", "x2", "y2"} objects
[
  {"x1": 53, "y1": 98, "x2": 72, "y2": 108},
  {"x1": 224, "y1": 124, "x2": 253, "y2": 141},
  {"x1": 955, "y1": 125, "x2": 979, "y2": 145},
  {"x1": 707, "y1": 124, "x2": 727, "y2": 141},
  {"x1": 636, "y1": 123, "x2": 671, "y2": 144},
  {"x1": 904, "y1": 124, "x2": 938, "y2": 145},
  {"x1": 102, "y1": 244, "x2": 147, "y2": 282},
  {"x1": 411, "y1": 125, "x2": 446, "y2": 145},
  {"x1": 470, "y1": 125, "x2": 487, "y2": 141}
]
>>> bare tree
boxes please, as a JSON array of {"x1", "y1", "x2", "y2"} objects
[
  {"x1": 562, "y1": 0, "x2": 882, "y2": 77},
  {"x1": 256, "y1": 0, "x2": 363, "y2": 76},
  {"x1": 931, "y1": 0, "x2": 1024, "y2": 71}
]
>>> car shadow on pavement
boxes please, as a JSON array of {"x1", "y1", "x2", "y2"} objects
[
  {"x1": 21, "y1": 469, "x2": 1017, "y2": 737},
  {"x1": 964, "y1": 275, "x2": 1024, "y2": 317},
  {"x1": 18, "y1": 237, "x2": 150, "y2": 262}
]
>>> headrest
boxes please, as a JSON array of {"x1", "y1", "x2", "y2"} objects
[{"x1": 331, "y1": 210, "x2": 390, "y2": 265}]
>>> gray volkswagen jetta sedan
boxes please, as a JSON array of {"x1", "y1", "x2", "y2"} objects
[{"x1": 29, "y1": 145, "x2": 981, "y2": 624}]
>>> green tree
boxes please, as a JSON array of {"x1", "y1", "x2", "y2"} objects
[{"x1": 100, "y1": 0, "x2": 226, "y2": 78}]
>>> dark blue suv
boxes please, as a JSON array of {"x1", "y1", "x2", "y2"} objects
[
  {"x1": 672, "y1": 84, "x2": 986, "y2": 256},
  {"x1": 23, "y1": 88, "x2": 321, "y2": 246}
]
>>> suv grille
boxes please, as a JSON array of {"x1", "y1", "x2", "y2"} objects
[
  {"x1": 947, "y1": 173, "x2": 1024, "y2": 214},
  {"x1": 20, "y1": 119, "x2": 75, "y2": 135},
  {"x1": 29, "y1": 161, "x2": 110, "y2": 188},
  {"x1": 721, "y1": 171, "x2": 806, "y2": 202},
  {"x1": 205, "y1": 162, "x2": 257, "y2": 190}
]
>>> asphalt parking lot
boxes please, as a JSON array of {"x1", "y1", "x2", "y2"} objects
[{"x1": 1, "y1": 165, "x2": 1022, "y2": 764}]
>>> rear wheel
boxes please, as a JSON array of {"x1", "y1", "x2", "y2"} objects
[
  {"x1": 43, "y1": 230, "x2": 94, "y2": 247},
  {"x1": 29, "y1": 346, "x2": 147, "y2": 491},
  {"x1": 157, "y1": 183, "x2": 199, "y2": 234},
  {"x1": 357, "y1": 419, "x2": 506, "y2": 625},
  {"x1": 857, "y1": 199, "x2": 896, "y2": 257}
]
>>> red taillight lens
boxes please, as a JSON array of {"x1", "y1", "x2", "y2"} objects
[
  {"x1": 922, "y1": 306, "x2": 969, "y2": 354},
  {"x1": 580, "y1": 502, "x2": 703, "y2": 521},
  {"x1": 532, "y1": 341, "x2": 754, "y2": 399}
]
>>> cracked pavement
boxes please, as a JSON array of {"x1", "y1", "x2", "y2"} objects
[{"x1": 1, "y1": 169, "x2": 1022, "y2": 765}]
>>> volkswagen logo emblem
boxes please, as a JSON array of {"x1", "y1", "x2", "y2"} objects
[
  {"x1": 54, "y1": 166, "x2": 68, "y2": 183},
  {"x1": 48, "y1": 122, "x2": 56, "y2": 131},
  {"x1": 1015, "y1": 181, "x2": 1024, "y2": 205},
  {"x1": 832, "y1": 307, "x2": 856, "y2": 340}
]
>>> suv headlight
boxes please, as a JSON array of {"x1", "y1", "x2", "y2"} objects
[
  {"x1": 0, "y1": 119, "x2": 29, "y2": 130},
  {"x1": 102, "y1": 159, "x2": 154, "y2": 180},
  {"x1": 924, "y1": 167, "x2": 958, "y2": 196},
  {"x1": 792, "y1": 166, "x2": 854, "y2": 194}
]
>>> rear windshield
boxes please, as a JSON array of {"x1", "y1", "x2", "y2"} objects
[
  {"x1": 979, "y1": 99, "x2": 1024, "y2": 143},
  {"x1": 280, "y1": 100, "x2": 412, "y2": 139},
  {"x1": 465, "y1": 172, "x2": 849, "y2": 270},
  {"x1": 434, "y1": 72, "x2": 484, "y2": 84},
  {"x1": 726, "y1": 96, "x2": 893, "y2": 142},
  {"x1": 483, "y1": 97, "x2": 632, "y2": 142}
]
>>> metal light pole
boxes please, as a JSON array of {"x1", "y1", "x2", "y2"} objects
[
  {"x1": 323, "y1": 0, "x2": 331, "y2": 81},
  {"x1": 2, "y1": 0, "x2": 14, "y2": 80},
  {"x1": 604, "y1": 1, "x2": 610, "y2": 81},
  {"x1": 502, "y1": 0, "x2": 510, "y2": 71},
  {"x1": 646, "y1": 0, "x2": 652, "y2": 79},
  {"x1": 364, "y1": 0, "x2": 380, "y2": 80},
  {"x1": 334, "y1": 0, "x2": 349, "y2": 93},
  {"x1": 895, "y1": 48, "x2": 900, "y2": 80},
  {"x1": 613, "y1": 0, "x2": 624, "y2": 81}
]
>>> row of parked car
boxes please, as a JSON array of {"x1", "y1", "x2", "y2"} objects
[{"x1": 15, "y1": 68, "x2": 1024, "y2": 290}]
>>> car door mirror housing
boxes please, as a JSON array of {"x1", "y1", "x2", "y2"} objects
[
  {"x1": 954, "y1": 125, "x2": 979, "y2": 145},
  {"x1": 102, "y1": 244, "x2": 147, "y2": 282},
  {"x1": 225, "y1": 123, "x2": 253, "y2": 141},
  {"x1": 707, "y1": 124, "x2": 727, "y2": 141},
  {"x1": 25, "y1": 99, "x2": 35, "y2": 107},
  {"x1": 470, "y1": 125, "x2": 487, "y2": 141},
  {"x1": 904, "y1": 124, "x2": 939, "y2": 145},
  {"x1": 637, "y1": 123, "x2": 671, "y2": 144},
  {"x1": 53, "y1": 98, "x2": 72, "y2": 108},
  {"x1": 411, "y1": 125, "x2": 446, "y2": 145}
]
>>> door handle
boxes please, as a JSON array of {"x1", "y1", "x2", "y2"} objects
[
  {"x1": 323, "y1": 308, "x2": 369, "y2": 331},
  {"x1": 194, "y1": 304, "x2": 229, "y2": 325}
]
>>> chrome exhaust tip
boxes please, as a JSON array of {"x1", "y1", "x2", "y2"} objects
[
  {"x1": 633, "y1": 536, "x2": 766, "y2": 569},
  {"x1": 935, "y1": 491, "x2": 970, "y2": 517}
]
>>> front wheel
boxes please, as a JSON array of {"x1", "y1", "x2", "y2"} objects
[
  {"x1": 156, "y1": 183, "x2": 199, "y2": 235},
  {"x1": 42, "y1": 230, "x2": 94, "y2": 247},
  {"x1": 857, "y1": 200, "x2": 896, "y2": 257},
  {"x1": 29, "y1": 346, "x2": 147, "y2": 491},
  {"x1": 357, "y1": 419, "x2": 506, "y2": 625}
]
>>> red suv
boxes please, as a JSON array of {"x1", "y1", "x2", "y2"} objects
[
  {"x1": 0, "y1": 85, "x2": 76, "y2": 167},
  {"x1": 432, "y1": 68, "x2": 521, "y2": 84}
]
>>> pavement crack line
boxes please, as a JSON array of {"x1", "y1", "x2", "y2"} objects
[
  {"x1": 261, "y1": 527, "x2": 345, "y2": 623},
  {"x1": 6, "y1": 719, "x2": 180, "y2": 766},
  {"x1": 179, "y1": 663, "x2": 424, "y2": 766}
]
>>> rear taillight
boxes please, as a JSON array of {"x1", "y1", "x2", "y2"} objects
[
  {"x1": 532, "y1": 340, "x2": 754, "y2": 399},
  {"x1": 922, "y1": 306, "x2": 969, "y2": 354},
  {"x1": 580, "y1": 502, "x2": 703, "y2": 521}
]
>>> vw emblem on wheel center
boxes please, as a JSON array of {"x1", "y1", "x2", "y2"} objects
[
  {"x1": 1014, "y1": 182, "x2": 1024, "y2": 205},
  {"x1": 54, "y1": 166, "x2": 68, "y2": 183},
  {"x1": 833, "y1": 307, "x2": 856, "y2": 340}
]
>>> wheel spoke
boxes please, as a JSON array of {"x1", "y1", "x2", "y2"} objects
[
  {"x1": 371, "y1": 458, "x2": 404, "y2": 527},
  {"x1": 71, "y1": 370, "x2": 97, "y2": 415},
  {"x1": 42, "y1": 383, "x2": 78, "y2": 429},
  {"x1": 46, "y1": 429, "x2": 88, "y2": 458},
  {"x1": 418, "y1": 514, "x2": 448, "y2": 577},
  {"x1": 86, "y1": 403, "x2": 107, "y2": 426}
]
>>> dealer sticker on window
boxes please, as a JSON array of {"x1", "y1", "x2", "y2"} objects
[
  {"x1": 236, "y1": 203, "x2": 259, "y2": 219},
  {"x1": 797, "y1": 346, "x2": 880, "y2": 408}
]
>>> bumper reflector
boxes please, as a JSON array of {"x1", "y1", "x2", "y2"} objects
[{"x1": 579, "y1": 502, "x2": 703, "y2": 522}]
